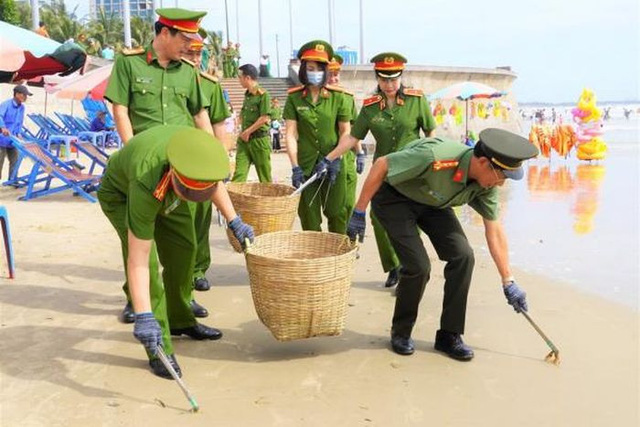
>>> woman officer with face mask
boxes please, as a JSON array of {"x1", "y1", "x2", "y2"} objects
[
  {"x1": 320, "y1": 52, "x2": 437, "y2": 288},
  {"x1": 283, "y1": 40, "x2": 353, "y2": 233}
]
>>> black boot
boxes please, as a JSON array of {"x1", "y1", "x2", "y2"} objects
[
  {"x1": 385, "y1": 267, "x2": 400, "y2": 288},
  {"x1": 194, "y1": 277, "x2": 210, "y2": 291},
  {"x1": 434, "y1": 329, "x2": 474, "y2": 361},
  {"x1": 149, "y1": 353, "x2": 182, "y2": 379},
  {"x1": 190, "y1": 300, "x2": 209, "y2": 318},
  {"x1": 121, "y1": 302, "x2": 135, "y2": 324},
  {"x1": 390, "y1": 335, "x2": 415, "y2": 355}
]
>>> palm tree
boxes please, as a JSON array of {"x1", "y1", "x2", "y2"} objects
[
  {"x1": 130, "y1": 16, "x2": 154, "y2": 47},
  {"x1": 87, "y1": 6, "x2": 123, "y2": 47},
  {"x1": 41, "y1": 0, "x2": 84, "y2": 43}
]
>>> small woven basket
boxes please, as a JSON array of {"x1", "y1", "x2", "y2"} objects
[
  {"x1": 245, "y1": 231, "x2": 357, "y2": 341},
  {"x1": 225, "y1": 182, "x2": 300, "y2": 252}
]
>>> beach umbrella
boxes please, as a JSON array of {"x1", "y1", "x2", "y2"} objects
[
  {"x1": 0, "y1": 21, "x2": 86, "y2": 83},
  {"x1": 50, "y1": 64, "x2": 113, "y2": 101},
  {"x1": 429, "y1": 81, "x2": 506, "y2": 135}
]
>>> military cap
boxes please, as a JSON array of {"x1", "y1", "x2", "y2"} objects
[
  {"x1": 297, "y1": 40, "x2": 334, "y2": 63},
  {"x1": 166, "y1": 127, "x2": 229, "y2": 202},
  {"x1": 188, "y1": 33, "x2": 204, "y2": 52},
  {"x1": 475, "y1": 128, "x2": 539, "y2": 180},
  {"x1": 328, "y1": 54, "x2": 343, "y2": 72},
  {"x1": 370, "y1": 52, "x2": 407, "y2": 78},
  {"x1": 156, "y1": 8, "x2": 206, "y2": 37}
]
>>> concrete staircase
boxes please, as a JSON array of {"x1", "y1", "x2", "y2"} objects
[{"x1": 220, "y1": 77, "x2": 293, "y2": 113}]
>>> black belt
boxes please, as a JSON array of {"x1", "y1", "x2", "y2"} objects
[{"x1": 249, "y1": 130, "x2": 269, "y2": 140}]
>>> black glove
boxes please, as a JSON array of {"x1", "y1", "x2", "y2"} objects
[
  {"x1": 133, "y1": 312, "x2": 162, "y2": 355},
  {"x1": 347, "y1": 209, "x2": 366, "y2": 243},
  {"x1": 326, "y1": 157, "x2": 342, "y2": 184},
  {"x1": 292, "y1": 166, "x2": 304, "y2": 189},
  {"x1": 229, "y1": 215, "x2": 255, "y2": 249},
  {"x1": 356, "y1": 152, "x2": 365, "y2": 174},
  {"x1": 503, "y1": 282, "x2": 528, "y2": 313},
  {"x1": 312, "y1": 156, "x2": 331, "y2": 178}
]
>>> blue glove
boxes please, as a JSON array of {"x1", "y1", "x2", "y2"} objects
[
  {"x1": 133, "y1": 312, "x2": 162, "y2": 355},
  {"x1": 229, "y1": 215, "x2": 255, "y2": 249},
  {"x1": 503, "y1": 282, "x2": 528, "y2": 313},
  {"x1": 292, "y1": 166, "x2": 304, "y2": 189},
  {"x1": 356, "y1": 152, "x2": 365, "y2": 174},
  {"x1": 326, "y1": 157, "x2": 342, "y2": 184},
  {"x1": 347, "y1": 209, "x2": 366, "y2": 243},
  {"x1": 312, "y1": 157, "x2": 331, "y2": 178}
]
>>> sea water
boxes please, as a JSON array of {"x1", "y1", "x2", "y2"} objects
[{"x1": 461, "y1": 108, "x2": 640, "y2": 308}]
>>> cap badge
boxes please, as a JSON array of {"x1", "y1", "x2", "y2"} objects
[
  {"x1": 384, "y1": 56, "x2": 394, "y2": 64},
  {"x1": 316, "y1": 44, "x2": 325, "y2": 52}
]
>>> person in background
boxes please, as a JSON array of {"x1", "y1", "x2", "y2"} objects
[
  {"x1": 0, "y1": 85, "x2": 32, "y2": 180},
  {"x1": 232, "y1": 64, "x2": 272, "y2": 183},
  {"x1": 283, "y1": 40, "x2": 352, "y2": 234},
  {"x1": 182, "y1": 35, "x2": 231, "y2": 299},
  {"x1": 269, "y1": 98, "x2": 283, "y2": 152},
  {"x1": 90, "y1": 110, "x2": 114, "y2": 132},
  {"x1": 35, "y1": 21, "x2": 49, "y2": 38},
  {"x1": 346, "y1": 128, "x2": 538, "y2": 359},
  {"x1": 321, "y1": 52, "x2": 437, "y2": 288}
]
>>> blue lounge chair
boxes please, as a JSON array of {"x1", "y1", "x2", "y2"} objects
[
  {"x1": 9, "y1": 136, "x2": 101, "y2": 203},
  {"x1": 71, "y1": 140, "x2": 109, "y2": 175}
]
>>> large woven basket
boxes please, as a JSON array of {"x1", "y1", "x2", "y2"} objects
[
  {"x1": 245, "y1": 231, "x2": 357, "y2": 341},
  {"x1": 225, "y1": 182, "x2": 300, "y2": 252}
]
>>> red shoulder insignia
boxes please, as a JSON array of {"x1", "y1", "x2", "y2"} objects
[
  {"x1": 153, "y1": 170, "x2": 172, "y2": 201},
  {"x1": 403, "y1": 88, "x2": 424, "y2": 97},
  {"x1": 287, "y1": 85, "x2": 305, "y2": 94},
  {"x1": 200, "y1": 71, "x2": 218, "y2": 83},
  {"x1": 363, "y1": 95, "x2": 383, "y2": 107},
  {"x1": 432, "y1": 159, "x2": 459, "y2": 171},
  {"x1": 452, "y1": 169, "x2": 465, "y2": 182}
]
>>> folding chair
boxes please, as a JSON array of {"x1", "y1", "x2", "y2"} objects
[
  {"x1": 10, "y1": 137, "x2": 101, "y2": 203},
  {"x1": 71, "y1": 140, "x2": 109, "y2": 175}
]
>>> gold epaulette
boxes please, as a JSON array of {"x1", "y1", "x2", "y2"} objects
[
  {"x1": 328, "y1": 85, "x2": 354, "y2": 96},
  {"x1": 256, "y1": 87, "x2": 265, "y2": 95},
  {"x1": 403, "y1": 88, "x2": 424, "y2": 97},
  {"x1": 181, "y1": 58, "x2": 196, "y2": 67},
  {"x1": 432, "y1": 159, "x2": 459, "y2": 171},
  {"x1": 363, "y1": 95, "x2": 383, "y2": 107},
  {"x1": 287, "y1": 85, "x2": 305, "y2": 94},
  {"x1": 200, "y1": 71, "x2": 219, "y2": 83},
  {"x1": 122, "y1": 47, "x2": 144, "y2": 56}
]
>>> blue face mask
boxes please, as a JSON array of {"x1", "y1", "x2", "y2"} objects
[{"x1": 307, "y1": 71, "x2": 324, "y2": 86}]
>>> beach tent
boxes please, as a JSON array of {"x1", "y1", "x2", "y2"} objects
[{"x1": 0, "y1": 21, "x2": 86, "y2": 83}]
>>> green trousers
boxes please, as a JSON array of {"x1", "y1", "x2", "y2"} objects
[
  {"x1": 98, "y1": 182, "x2": 198, "y2": 358},
  {"x1": 232, "y1": 136, "x2": 272, "y2": 183},
  {"x1": 372, "y1": 183, "x2": 474, "y2": 337},
  {"x1": 298, "y1": 157, "x2": 349, "y2": 234},
  {"x1": 193, "y1": 200, "x2": 212, "y2": 281}
]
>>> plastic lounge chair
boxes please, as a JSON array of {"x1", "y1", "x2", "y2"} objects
[
  {"x1": 10, "y1": 136, "x2": 101, "y2": 203},
  {"x1": 0, "y1": 206, "x2": 15, "y2": 278},
  {"x1": 27, "y1": 114, "x2": 77, "y2": 157},
  {"x1": 71, "y1": 140, "x2": 109, "y2": 175}
]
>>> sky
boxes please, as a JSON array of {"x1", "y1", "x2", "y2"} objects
[{"x1": 64, "y1": 0, "x2": 639, "y2": 103}]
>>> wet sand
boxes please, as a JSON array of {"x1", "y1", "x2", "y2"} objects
[{"x1": 0, "y1": 148, "x2": 637, "y2": 426}]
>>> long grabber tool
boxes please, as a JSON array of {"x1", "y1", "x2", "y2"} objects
[
  {"x1": 521, "y1": 311, "x2": 560, "y2": 365},
  {"x1": 156, "y1": 347, "x2": 200, "y2": 412},
  {"x1": 291, "y1": 172, "x2": 320, "y2": 197}
]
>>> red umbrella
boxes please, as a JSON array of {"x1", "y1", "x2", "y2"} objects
[{"x1": 51, "y1": 64, "x2": 113, "y2": 100}]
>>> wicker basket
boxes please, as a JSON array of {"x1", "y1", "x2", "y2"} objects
[
  {"x1": 245, "y1": 231, "x2": 357, "y2": 341},
  {"x1": 225, "y1": 182, "x2": 300, "y2": 252}
]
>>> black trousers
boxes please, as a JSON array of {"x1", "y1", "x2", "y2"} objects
[
  {"x1": 0, "y1": 147, "x2": 19, "y2": 180},
  {"x1": 372, "y1": 183, "x2": 475, "y2": 337}
]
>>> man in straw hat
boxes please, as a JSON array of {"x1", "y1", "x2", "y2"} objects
[
  {"x1": 346, "y1": 129, "x2": 538, "y2": 360},
  {"x1": 105, "y1": 7, "x2": 214, "y2": 323},
  {"x1": 98, "y1": 125, "x2": 254, "y2": 378}
]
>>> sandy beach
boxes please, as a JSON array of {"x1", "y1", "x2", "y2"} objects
[{"x1": 0, "y1": 133, "x2": 638, "y2": 427}]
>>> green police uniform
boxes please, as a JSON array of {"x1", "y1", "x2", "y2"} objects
[
  {"x1": 104, "y1": 45, "x2": 208, "y2": 135},
  {"x1": 284, "y1": 85, "x2": 352, "y2": 233},
  {"x1": 193, "y1": 72, "x2": 232, "y2": 281},
  {"x1": 352, "y1": 86, "x2": 437, "y2": 272},
  {"x1": 232, "y1": 85, "x2": 272, "y2": 183},
  {"x1": 372, "y1": 137, "x2": 498, "y2": 339},
  {"x1": 97, "y1": 125, "x2": 229, "y2": 358}
]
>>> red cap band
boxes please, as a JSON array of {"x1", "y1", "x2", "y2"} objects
[{"x1": 158, "y1": 16, "x2": 200, "y2": 33}]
